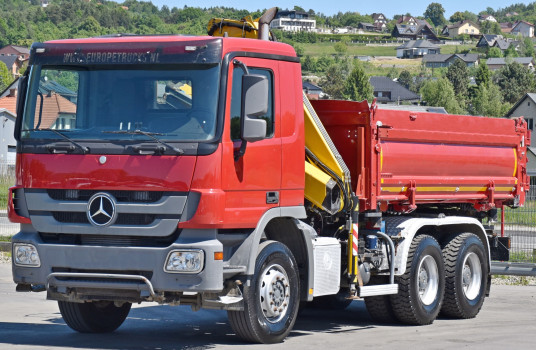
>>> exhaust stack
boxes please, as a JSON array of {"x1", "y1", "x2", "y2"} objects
[{"x1": 258, "y1": 7, "x2": 278, "y2": 41}]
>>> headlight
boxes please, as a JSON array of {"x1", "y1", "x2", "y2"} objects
[
  {"x1": 13, "y1": 244, "x2": 41, "y2": 267},
  {"x1": 164, "y1": 250, "x2": 204, "y2": 273}
]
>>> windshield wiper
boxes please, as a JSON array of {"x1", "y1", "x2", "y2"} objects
[
  {"x1": 103, "y1": 130, "x2": 184, "y2": 155},
  {"x1": 22, "y1": 128, "x2": 89, "y2": 154}
]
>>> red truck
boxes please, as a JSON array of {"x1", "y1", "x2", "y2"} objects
[{"x1": 9, "y1": 12, "x2": 530, "y2": 344}]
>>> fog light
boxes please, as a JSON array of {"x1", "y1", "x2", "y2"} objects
[
  {"x1": 13, "y1": 244, "x2": 41, "y2": 267},
  {"x1": 164, "y1": 250, "x2": 204, "y2": 273}
]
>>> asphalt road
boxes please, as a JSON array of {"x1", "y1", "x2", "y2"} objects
[{"x1": 1, "y1": 263, "x2": 535, "y2": 350}]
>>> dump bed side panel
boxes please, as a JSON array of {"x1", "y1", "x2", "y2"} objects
[{"x1": 310, "y1": 100, "x2": 530, "y2": 213}]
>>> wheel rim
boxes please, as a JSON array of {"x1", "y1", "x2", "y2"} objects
[
  {"x1": 461, "y1": 252, "x2": 482, "y2": 300},
  {"x1": 417, "y1": 255, "x2": 439, "y2": 305},
  {"x1": 259, "y1": 263, "x2": 291, "y2": 323}
]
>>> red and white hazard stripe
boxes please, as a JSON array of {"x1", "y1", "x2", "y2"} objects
[{"x1": 352, "y1": 223, "x2": 359, "y2": 256}]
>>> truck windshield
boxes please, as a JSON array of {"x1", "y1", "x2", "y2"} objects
[{"x1": 21, "y1": 64, "x2": 220, "y2": 142}]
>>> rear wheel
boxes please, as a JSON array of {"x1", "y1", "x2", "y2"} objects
[
  {"x1": 228, "y1": 241, "x2": 300, "y2": 344},
  {"x1": 364, "y1": 276, "x2": 398, "y2": 323},
  {"x1": 58, "y1": 300, "x2": 131, "y2": 333},
  {"x1": 441, "y1": 233, "x2": 488, "y2": 319},
  {"x1": 390, "y1": 235, "x2": 445, "y2": 325}
]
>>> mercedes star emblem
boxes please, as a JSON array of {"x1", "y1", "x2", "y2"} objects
[{"x1": 87, "y1": 192, "x2": 117, "y2": 227}]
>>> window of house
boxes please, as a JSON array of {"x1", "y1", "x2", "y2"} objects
[
  {"x1": 230, "y1": 67, "x2": 274, "y2": 141},
  {"x1": 526, "y1": 118, "x2": 534, "y2": 131}
]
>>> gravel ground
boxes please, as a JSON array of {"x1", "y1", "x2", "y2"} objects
[
  {"x1": 1, "y1": 251, "x2": 535, "y2": 286},
  {"x1": 491, "y1": 275, "x2": 536, "y2": 286}
]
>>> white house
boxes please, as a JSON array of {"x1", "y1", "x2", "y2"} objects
[
  {"x1": 396, "y1": 40, "x2": 440, "y2": 58},
  {"x1": 504, "y1": 93, "x2": 536, "y2": 132},
  {"x1": 479, "y1": 14, "x2": 497, "y2": 22},
  {"x1": 270, "y1": 10, "x2": 316, "y2": 32},
  {"x1": 0, "y1": 108, "x2": 16, "y2": 173},
  {"x1": 511, "y1": 20, "x2": 534, "y2": 37}
]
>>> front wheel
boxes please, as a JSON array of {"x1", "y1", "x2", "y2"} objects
[
  {"x1": 390, "y1": 235, "x2": 445, "y2": 325},
  {"x1": 228, "y1": 241, "x2": 300, "y2": 344},
  {"x1": 58, "y1": 300, "x2": 131, "y2": 333},
  {"x1": 441, "y1": 233, "x2": 488, "y2": 319}
]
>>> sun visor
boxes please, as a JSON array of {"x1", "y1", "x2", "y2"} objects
[{"x1": 29, "y1": 37, "x2": 222, "y2": 66}]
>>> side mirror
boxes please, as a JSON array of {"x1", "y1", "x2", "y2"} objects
[{"x1": 241, "y1": 74, "x2": 268, "y2": 142}]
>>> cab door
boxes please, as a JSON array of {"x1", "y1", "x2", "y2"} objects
[{"x1": 221, "y1": 57, "x2": 282, "y2": 227}]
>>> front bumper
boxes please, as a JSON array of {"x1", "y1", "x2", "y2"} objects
[{"x1": 12, "y1": 226, "x2": 223, "y2": 301}]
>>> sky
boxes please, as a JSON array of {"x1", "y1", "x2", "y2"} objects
[{"x1": 129, "y1": 0, "x2": 535, "y2": 18}]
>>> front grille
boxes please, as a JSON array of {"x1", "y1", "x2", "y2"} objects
[
  {"x1": 52, "y1": 212, "x2": 156, "y2": 225},
  {"x1": 47, "y1": 189, "x2": 164, "y2": 203},
  {"x1": 53, "y1": 212, "x2": 88, "y2": 223},
  {"x1": 40, "y1": 229, "x2": 181, "y2": 247},
  {"x1": 28, "y1": 189, "x2": 184, "y2": 237}
]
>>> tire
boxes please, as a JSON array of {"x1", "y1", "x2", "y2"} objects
[
  {"x1": 58, "y1": 300, "x2": 131, "y2": 333},
  {"x1": 441, "y1": 232, "x2": 488, "y2": 319},
  {"x1": 390, "y1": 235, "x2": 445, "y2": 325},
  {"x1": 364, "y1": 276, "x2": 398, "y2": 323},
  {"x1": 228, "y1": 241, "x2": 300, "y2": 344}
]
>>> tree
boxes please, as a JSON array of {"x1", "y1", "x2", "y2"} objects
[
  {"x1": 302, "y1": 55, "x2": 317, "y2": 72},
  {"x1": 449, "y1": 12, "x2": 465, "y2": 23},
  {"x1": 321, "y1": 64, "x2": 346, "y2": 99},
  {"x1": 321, "y1": 59, "x2": 353, "y2": 99},
  {"x1": 522, "y1": 37, "x2": 535, "y2": 58},
  {"x1": 334, "y1": 41, "x2": 348, "y2": 55},
  {"x1": 316, "y1": 55, "x2": 335, "y2": 73},
  {"x1": 480, "y1": 21, "x2": 501, "y2": 34},
  {"x1": 494, "y1": 62, "x2": 536, "y2": 103},
  {"x1": 398, "y1": 70, "x2": 414, "y2": 91},
  {"x1": 475, "y1": 63, "x2": 491, "y2": 87},
  {"x1": 504, "y1": 44, "x2": 519, "y2": 57},
  {"x1": 0, "y1": 61, "x2": 12, "y2": 92},
  {"x1": 293, "y1": 44, "x2": 304, "y2": 57},
  {"x1": 471, "y1": 82, "x2": 512, "y2": 117},
  {"x1": 420, "y1": 78, "x2": 464, "y2": 114},
  {"x1": 449, "y1": 11, "x2": 477, "y2": 23},
  {"x1": 446, "y1": 59, "x2": 470, "y2": 102},
  {"x1": 487, "y1": 47, "x2": 503, "y2": 58},
  {"x1": 387, "y1": 66, "x2": 399, "y2": 80},
  {"x1": 424, "y1": 2, "x2": 446, "y2": 27},
  {"x1": 343, "y1": 63, "x2": 373, "y2": 102}
]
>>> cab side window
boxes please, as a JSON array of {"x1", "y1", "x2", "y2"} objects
[{"x1": 230, "y1": 68, "x2": 274, "y2": 141}]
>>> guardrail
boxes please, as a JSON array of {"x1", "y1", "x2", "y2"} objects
[{"x1": 491, "y1": 262, "x2": 536, "y2": 276}]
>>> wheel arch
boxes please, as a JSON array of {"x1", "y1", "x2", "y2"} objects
[
  {"x1": 389, "y1": 217, "x2": 490, "y2": 276},
  {"x1": 230, "y1": 206, "x2": 314, "y2": 302}
]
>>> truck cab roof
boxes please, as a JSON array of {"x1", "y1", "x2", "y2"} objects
[{"x1": 35, "y1": 35, "x2": 297, "y2": 64}]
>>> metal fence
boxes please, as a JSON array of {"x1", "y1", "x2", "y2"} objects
[{"x1": 498, "y1": 177, "x2": 536, "y2": 264}]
